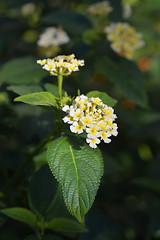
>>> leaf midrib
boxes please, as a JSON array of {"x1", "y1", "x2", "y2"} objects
[{"x1": 69, "y1": 144, "x2": 80, "y2": 212}]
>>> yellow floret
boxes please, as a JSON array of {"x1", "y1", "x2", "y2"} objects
[{"x1": 98, "y1": 120, "x2": 107, "y2": 130}]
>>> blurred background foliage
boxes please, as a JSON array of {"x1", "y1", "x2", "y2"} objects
[{"x1": 0, "y1": 0, "x2": 160, "y2": 239}]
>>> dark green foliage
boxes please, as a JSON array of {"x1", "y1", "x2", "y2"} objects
[
  {"x1": 1, "y1": 208, "x2": 37, "y2": 227},
  {"x1": 0, "y1": 0, "x2": 160, "y2": 239},
  {"x1": 42, "y1": 10, "x2": 93, "y2": 35},
  {"x1": 0, "y1": 57, "x2": 47, "y2": 86},
  {"x1": 95, "y1": 56, "x2": 148, "y2": 107},
  {"x1": 28, "y1": 165, "x2": 58, "y2": 216}
]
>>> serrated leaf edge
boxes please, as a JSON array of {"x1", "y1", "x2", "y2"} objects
[{"x1": 47, "y1": 136, "x2": 104, "y2": 225}]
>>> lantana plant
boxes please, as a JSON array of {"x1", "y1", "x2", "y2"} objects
[
  {"x1": 12, "y1": 54, "x2": 118, "y2": 225},
  {"x1": 104, "y1": 22, "x2": 145, "y2": 59}
]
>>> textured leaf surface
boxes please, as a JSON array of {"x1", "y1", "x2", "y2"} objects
[
  {"x1": 47, "y1": 136, "x2": 104, "y2": 224},
  {"x1": 14, "y1": 92, "x2": 57, "y2": 107},
  {"x1": 95, "y1": 57, "x2": 148, "y2": 107},
  {"x1": 0, "y1": 56, "x2": 47, "y2": 86},
  {"x1": 7, "y1": 85, "x2": 43, "y2": 96},
  {"x1": 86, "y1": 91, "x2": 117, "y2": 107},
  {"x1": 45, "y1": 217, "x2": 88, "y2": 233},
  {"x1": 0, "y1": 208, "x2": 36, "y2": 227},
  {"x1": 42, "y1": 10, "x2": 92, "y2": 35}
]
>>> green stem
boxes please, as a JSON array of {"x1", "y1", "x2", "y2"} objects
[
  {"x1": 58, "y1": 74, "x2": 63, "y2": 100},
  {"x1": 40, "y1": 218, "x2": 45, "y2": 237},
  {"x1": 36, "y1": 229, "x2": 42, "y2": 240}
]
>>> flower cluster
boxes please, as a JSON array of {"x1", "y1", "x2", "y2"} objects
[
  {"x1": 62, "y1": 95, "x2": 118, "y2": 148},
  {"x1": 104, "y1": 22, "x2": 145, "y2": 59},
  {"x1": 37, "y1": 54, "x2": 84, "y2": 76},
  {"x1": 37, "y1": 27, "x2": 70, "y2": 48},
  {"x1": 87, "y1": 1, "x2": 113, "y2": 17}
]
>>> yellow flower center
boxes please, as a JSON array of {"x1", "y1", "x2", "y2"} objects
[
  {"x1": 102, "y1": 132, "x2": 107, "y2": 139},
  {"x1": 98, "y1": 121, "x2": 107, "y2": 130},
  {"x1": 90, "y1": 139, "x2": 96, "y2": 144},
  {"x1": 74, "y1": 112, "x2": 81, "y2": 118},
  {"x1": 82, "y1": 117, "x2": 92, "y2": 125},
  {"x1": 75, "y1": 124, "x2": 83, "y2": 130},
  {"x1": 89, "y1": 127, "x2": 97, "y2": 135}
]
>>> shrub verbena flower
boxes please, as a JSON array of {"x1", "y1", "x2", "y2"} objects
[
  {"x1": 104, "y1": 22, "x2": 145, "y2": 59},
  {"x1": 87, "y1": 1, "x2": 113, "y2": 17},
  {"x1": 62, "y1": 95, "x2": 118, "y2": 148},
  {"x1": 37, "y1": 27, "x2": 70, "y2": 48},
  {"x1": 37, "y1": 54, "x2": 84, "y2": 76}
]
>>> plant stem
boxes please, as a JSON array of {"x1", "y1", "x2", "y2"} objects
[
  {"x1": 36, "y1": 229, "x2": 42, "y2": 240},
  {"x1": 58, "y1": 74, "x2": 63, "y2": 100}
]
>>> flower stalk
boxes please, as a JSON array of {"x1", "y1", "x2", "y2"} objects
[{"x1": 58, "y1": 74, "x2": 63, "y2": 100}]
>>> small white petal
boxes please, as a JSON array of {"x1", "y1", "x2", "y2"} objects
[{"x1": 62, "y1": 105, "x2": 69, "y2": 112}]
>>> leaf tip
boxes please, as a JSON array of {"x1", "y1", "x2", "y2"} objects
[
  {"x1": 14, "y1": 97, "x2": 20, "y2": 102},
  {"x1": 78, "y1": 215, "x2": 85, "y2": 226}
]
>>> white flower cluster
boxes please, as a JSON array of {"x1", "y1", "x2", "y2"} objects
[
  {"x1": 37, "y1": 27, "x2": 70, "y2": 48},
  {"x1": 87, "y1": 1, "x2": 113, "y2": 17},
  {"x1": 104, "y1": 22, "x2": 145, "y2": 59},
  {"x1": 37, "y1": 54, "x2": 84, "y2": 76},
  {"x1": 62, "y1": 95, "x2": 118, "y2": 148}
]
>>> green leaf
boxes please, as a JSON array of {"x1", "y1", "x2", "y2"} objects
[
  {"x1": 33, "y1": 151, "x2": 47, "y2": 168},
  {"x1": 29, "y1": 165, "x2": 58, "y2": 216},
  {"x1": 0, "y1": 208, "x2": 36, "y2": 227},
  {"x1": 42, "y1": 10, "x2": 92, "y2": 35},
  {"x1": 95, "y1": 57, "x2": 148, "y2": 107},
  {"x1": 45, "y1": 217, "x2": 88, "y2": 233},
  {"x1": 44, "y1": 83, "x2": 64, "y2": 97},
  {"x1": 86, "y1": 91, "x2": 117, "y2": 107},
  {"x1": 14, "y1": 92, "x2": 57, "y2": 107},
  {"x1": 0, "y1": 56, "x2": 47, "y2": 86},
  {"x1": 7, "y1": 85, "x2": 43, "y2": 96},
  {"x1": 47, "y1": 136, "x2": 104, "y2": 225}
]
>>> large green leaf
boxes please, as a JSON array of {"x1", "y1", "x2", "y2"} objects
[
  {"x1": 7, "y1": 85, "x2": 43, "y2": 96},
  {"x1": 0, "y1": 56, "x2": 47, "y2": 86},
  {"x1": 86, "y1": 91, "x2": 117, "y2": 107},
  {"x1": 45, "y1": 217, "x2": 88, "y2": 233},
  {"x1": 42, "y1": 10, "x2": 92, "y2": 35},
  {"x1": 28, "y1": 165, "x2": 58, "y2": 216},
  {"x1": 95, "y1": 56, "x2": 148, "y2": 107},
  {"x1": 0, "y1": 208, "x2": 36, "y2": 227},
  {"x1": 14, "y1": 92, "x2": 57, "y2": 107},
  {"x1": 47, "y1": 136, "x2": 104, "y2": 225}
]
